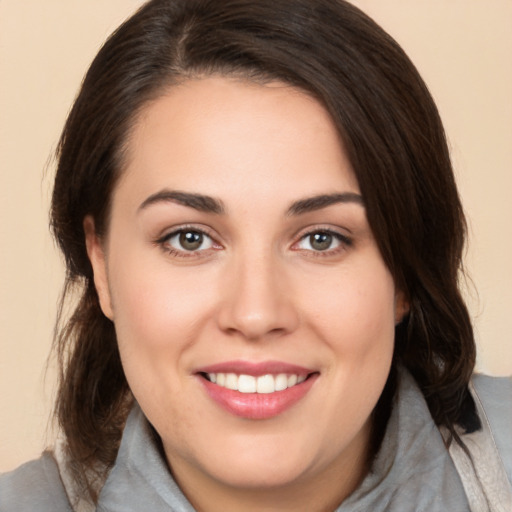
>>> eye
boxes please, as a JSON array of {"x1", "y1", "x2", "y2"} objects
[
  {"x1": 161, "y1": 229, "x2": 215, "y2": 253},
  {"x1": 294, "y1": 230, "x2": 351, "y2": 253}
]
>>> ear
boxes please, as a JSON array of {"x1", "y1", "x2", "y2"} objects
[
  {"x1": 394, "y1": 290, "x2": 410, "y2": 325},
  {"x1": 84, "y1": 216, "x2": 114, "y2": 320}
]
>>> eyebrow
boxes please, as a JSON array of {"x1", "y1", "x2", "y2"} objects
[
  {"x1": 138, "y1": 190, "x2": 225, "y2": 214},
  {"x1": 138, "y1": 189, "x2": 363, "y2": 216},
  {"x1": 286, "y1": 193, "x2": 364, "y2": 216}
]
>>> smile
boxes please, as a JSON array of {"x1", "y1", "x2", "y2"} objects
[
  {"x1": 204, "y1": 373, "x2": 307, "y2": 394},
  {"x1": 196, "y1": 361, "x2": 318, "y2": 420}
]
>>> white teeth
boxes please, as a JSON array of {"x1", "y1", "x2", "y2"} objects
[
  {"x1": 287, "y1": 374, "x2": 298, "y2": 387},
  {"x1": 206, "y1": 372, "x2": 307, "y2": 393},
  {"x1": 225, "y1": 373, "x2": 238, "y2": 391},
  {"x1": 256, "y1": 374, "x2": 275, "y2": 394},
  {"x1": 238, "y1": 375, "x2": 256, "y2": 393},
  {"x1": 275, "y1": 374, "x2": 288, "y2": 391}
]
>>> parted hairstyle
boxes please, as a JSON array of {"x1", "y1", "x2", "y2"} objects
[{"x1": 51, "y1": 0, "x2": 477, "y2": 499}]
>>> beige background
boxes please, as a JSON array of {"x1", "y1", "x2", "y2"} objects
[{"x1": 1, "y1": 1, "x2": 511, "y2": 472}]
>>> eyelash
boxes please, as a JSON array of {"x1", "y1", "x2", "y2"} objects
[
  {"x1": 292, "y1": 228, "x2": 353, "y2": 258},
  {"x1": 155, "y1": 225, "x2": 220, "y2": 259},
  {"x1": 155, "y1": 226, "x2": 353, "y2": 259}
]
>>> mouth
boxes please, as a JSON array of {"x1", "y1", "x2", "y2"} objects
[
  {"x1": 195, "y1": 361, "x2": 319, "y2": 420},
  {"x1": 200, "y1": 372, "x2": 308, "y2": 393}
]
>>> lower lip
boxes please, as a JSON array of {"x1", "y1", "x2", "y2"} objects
[{"x1": 199, "y1": 374, "x2": 318, "y2": 420}]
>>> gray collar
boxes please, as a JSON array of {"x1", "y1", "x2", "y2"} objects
[{"x1": 337, "y1": 369, "x2": 467, "y2": 511}]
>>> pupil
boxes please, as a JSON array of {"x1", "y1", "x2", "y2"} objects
[
  {"x1": 311, "y1": 232, "x2": 332, "y2": 251},
  {"x1": 180, "y1": 231, "x2": 203, "y2": 250}
]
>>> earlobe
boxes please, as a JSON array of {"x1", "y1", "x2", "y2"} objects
[
  {"x1": 395, "y1": 291, "x2": 410, "y2": 325},
  {"x1": 83, "y1": 216, "x2": 114, "y2": 320}
]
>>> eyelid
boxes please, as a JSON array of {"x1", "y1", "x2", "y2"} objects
[
  {"x1": 294, "y1": 224, "x2": 352, "y2": 242},
  {"x1": 155, "y1": 224, "x2": 223, "y2": 256},
  {"x1": 291, "y1": 226, "x2": 353, "y2": 254}
]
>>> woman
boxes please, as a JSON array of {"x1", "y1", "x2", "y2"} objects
[{"x1": 1, "y1": 0, "x2": 511, "y2": 510}]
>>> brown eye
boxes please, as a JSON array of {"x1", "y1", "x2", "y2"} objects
[
  {"x1": 179, "y1": 231, "x2": 204, "y2": 251},
  {"x1": 162, "y1": 229, "x2": 214, "y2": 253},
  {"x1": 295, "y1": 230, "x2": 350, "y2": 254},
  {"x1": 309, "y1": 232, "x2": 334, "y2": 251}
]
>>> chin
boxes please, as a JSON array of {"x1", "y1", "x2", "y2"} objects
[
  {"x1": 194, "y1": 431, "x2": 330, "y2": 490},
  {"x1": 206, "y1": 457, "x2": 311, "y2": 490}
]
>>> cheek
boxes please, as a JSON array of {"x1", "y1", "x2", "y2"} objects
[
  {"x1": 299, "y1": 259, "x2": 396, "y2": 419},
  {"x1": 108, "y1": 252, "x2": 215, "y2": 349},
  {"x1": 104, "y1": 248, "x2": 193, "y2": 388},
  {"x1": 300, "y1": 262, "x2": 397, "y2": 355},
  {"x1": 106, "y1": 252, "x2": 227, "y2": 413},
  {"x1": 108, "y1": 268, "x2": 202, "y2": 433}
]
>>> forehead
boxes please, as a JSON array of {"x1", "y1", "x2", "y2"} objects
[{"x1": 115, "y1": 76, "x2": 360, "y2": 209}]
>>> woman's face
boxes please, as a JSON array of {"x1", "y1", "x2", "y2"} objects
[{"x1": 86, "y1": 76, "x2": 406, "y2": 505}]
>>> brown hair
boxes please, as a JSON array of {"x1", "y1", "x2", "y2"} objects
[{"x1": 51, "y1": 0, "x2": 477, "y2": 499}]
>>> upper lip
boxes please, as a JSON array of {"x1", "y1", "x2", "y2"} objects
[{"x1": 195, "y1": 360, "x2": 315, "y2": 377}]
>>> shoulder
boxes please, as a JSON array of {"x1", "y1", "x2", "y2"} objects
[
  {"x1": 0, "y1": 452, "x2": 72, "y2": 512},
  {"x1": 471, "y1": 373, "x2": 512, "y2": 482}
]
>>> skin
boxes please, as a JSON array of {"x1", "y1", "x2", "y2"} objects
[{"x1": 85, "y1": 76, "x2": 408, "y2": 512}]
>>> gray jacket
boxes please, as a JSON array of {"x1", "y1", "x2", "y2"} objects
[{"x1": 1, "y1": 371, "x2": 511, "y2": 511}]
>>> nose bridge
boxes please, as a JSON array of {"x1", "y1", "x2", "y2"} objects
[{"x1": 217, "y1": 245, "x2": 298, "y2": 340}]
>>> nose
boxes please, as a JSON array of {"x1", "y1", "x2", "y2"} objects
[{"x1": 216, "y1": 251, "x2": 300, "y2": 341}]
